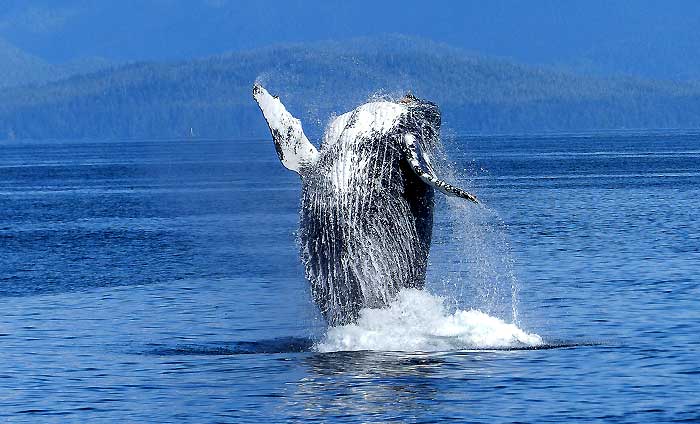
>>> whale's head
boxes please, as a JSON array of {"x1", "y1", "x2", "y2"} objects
[
  {"x1": 395, "y1": 92, "x2": 479, "y2": 203},
  {"x1": 397, "y1": 92, "x2": 441, "y2": 153},
  {"x1": 252, "y1": 83, "x2": 478, "y2": 203}
]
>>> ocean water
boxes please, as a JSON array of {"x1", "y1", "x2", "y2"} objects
[{"x1": 0, "y1": 131, "x2": 698, "y2": 422}]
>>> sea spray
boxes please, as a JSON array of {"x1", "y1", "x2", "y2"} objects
[
  {"x1": 428, "y1": 134, "x2": 521, "y2": 324},
  {"x1": 315, "y1": 289, "x2": 542, "y2": 352},
  {"x1": 434, "y1": 198, "x2": 521, "y2": 322}
]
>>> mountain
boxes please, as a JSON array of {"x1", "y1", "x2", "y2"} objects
[
  {"x1": 1, "y1": 36, "x2": 699, "y2": 140},
  {"x1": 0, "y1": 37, "x2": 112, "y2": 89},
  {"x1": 569, "y1": 35, "x2": 700, "y2": 81},
  {"x1": 0, "y1": 37, "x2": 57, "y2": 88},
  {"x1": 2, "y1": 1, "x2": 700, "y2": 81}
]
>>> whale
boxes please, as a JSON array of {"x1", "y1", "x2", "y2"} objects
[{"x1": 253, "y1": 84, "x2": 478, "y2": 326}]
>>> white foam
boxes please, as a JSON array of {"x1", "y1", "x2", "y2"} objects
[{"x1": 315, "y1": 289, "x2": 542, "y2": 352}]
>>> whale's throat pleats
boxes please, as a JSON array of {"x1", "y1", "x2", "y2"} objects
[{"x1": 300, "y1": 130, "x2": 433, "y2": 326}]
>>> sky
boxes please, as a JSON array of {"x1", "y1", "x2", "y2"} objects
[{"x1": 0, "y1": 0, "x2": 699, "y2": 79}]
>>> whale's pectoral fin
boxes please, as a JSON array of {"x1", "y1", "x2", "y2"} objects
[
  {"x1": 252, "y1": 84, "x2": 319, "y2": 174},
  {"x1": 402, "y1": 134, "x2": 479, "y2": 204}
]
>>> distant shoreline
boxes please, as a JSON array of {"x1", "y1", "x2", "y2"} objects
[{"x1": 3, "y1": 127, "x2": 700, "y2": 145}]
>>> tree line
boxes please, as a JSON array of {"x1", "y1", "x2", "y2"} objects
[{"x1": 1, "y1": 36, "x2": 699, "y2": 140}]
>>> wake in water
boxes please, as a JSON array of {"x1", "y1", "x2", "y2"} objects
[{"x1": 315, "y1": 289, "x2": 542, "y2": 352}]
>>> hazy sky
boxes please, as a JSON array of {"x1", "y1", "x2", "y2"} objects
[{"x1": 0, "y1": 0, "x2": 699, "y2": 79}]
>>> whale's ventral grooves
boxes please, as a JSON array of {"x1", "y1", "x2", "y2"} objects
[{"x1": 252, "y1": 84, "x2": 478, "y2": 325}]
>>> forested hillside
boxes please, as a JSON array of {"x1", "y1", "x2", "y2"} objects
[
  {"x1": 0, "y1": 37, "x2": 111, "y2": 90},
  {"x1": 3, "y1": 1, "x2": 700, "y2": 81},
  {"x1": 0, "y1": 38, "x2": 57, "y2": 88},
  {"x1": 2, "y1": 36, "x2": 699, "y2": 140}
]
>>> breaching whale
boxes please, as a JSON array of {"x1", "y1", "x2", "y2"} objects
[{"x1": 253, "y1": 84, "x2": 478, "y2": 326}]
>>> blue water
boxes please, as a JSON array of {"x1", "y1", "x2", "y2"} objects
[{"x1": 1, "y1": 132, "x2": 698, "y2": 422}]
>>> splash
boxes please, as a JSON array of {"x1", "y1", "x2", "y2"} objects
[
  {"x1": 428, "y1": 133, "x2": 522, "y2": 324},
  {"x1": 315, "y1": 289, "x2": 542, "y2": 352},
  {"x1": 430, "y1": 198, "x2": 522, "y2": 323}
]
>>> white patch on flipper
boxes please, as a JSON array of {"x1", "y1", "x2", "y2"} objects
[{"x1": 252, "y1": 84, "x2": 319, "y2": 173}]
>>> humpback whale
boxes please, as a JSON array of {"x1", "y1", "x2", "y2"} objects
[{"x1": 253, "y1": 84, "x2": 478, "y2": 326}]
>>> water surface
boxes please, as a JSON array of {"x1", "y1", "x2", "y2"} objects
[{"x1": 1, "y1": 132, "x2": 698, "y2": 422}]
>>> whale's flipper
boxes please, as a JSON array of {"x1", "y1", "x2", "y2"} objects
[
  {"x1": 252, "y1": 84, "x2": 319, "y2": 174},
  {"x1": 402, "y1": 134, "x2": 479, "y2": 203}
]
